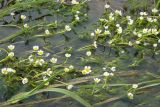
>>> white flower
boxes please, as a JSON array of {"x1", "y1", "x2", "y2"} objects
[
  {"x1": 143, "y1": 42, "x2": 149, "y2": 46},
  {"x1": 37, "y1": 50, "x2": 44, "y2": 55},
  {"x1": 65, "y1": 53, "x2": 71, "y2": 58},
  {"x1": 44, "y1": 68, "x2": 53, "y2": 76},
  {"x1": 126, "y1": 16, "x2": 131, "y2": 20},
  {"x1": 153, "y1": 19, "x2": 157, "y2": 22},
  {"x1": 8, "y1": 45, "x2": 15, "y2": 50},
  {"x1": 1, "y1": 68, "x2": 8, "y2": 75},
  {"x1": 109, "y1": 73, "x2": 114, "y2": 76},
  {"x1": 10, "y1": 12, "x2": 15, "y2": 16},
  {"x1": 67, "y1": 84, "x2": 73, "y2": 90},
  {"x1": 102, "y1": 67, "x2": 106, "y2": 70},
  {"x1": 128, "y1": 19, "x2": 133, "y2": 25},
  {"x1": 103, "y1": 72, "x2": 110, "y2": 77},
  {"x1": 116, "y1": 24, "x2": 120, "y2": 27},
  {"x1": 71, "y1": 0, "x2": 79, "y2": 4},
  {"x1": 8, "y1": 52, "x2": 14, "y2": 58},
  {"x1": 93, "y1": 41, "x2": 97, "y2": 48},
  {"x1": 23, "y1": 24, "x2": 29, "y2": 28},
  {"x1": 33, "y1": 46, "x2": 39, "y2": 51},
  {"x1": 128, "y1": 41, "x2": 133, "y2": 46},
  {"x1": 95, "y1": 29, "x2": 102, "y2": 35},
  {"x1": 76, "y1": 11, "x2": 80, "y2": 14},
  {"x1": 128, "y1": 93, "x2": 134, "y2": 99},
  {"x1": 20, "y1": 15, "x2": 26, "y2": 20},
  {"x1": 153, "y1": 44, "x2": 157, "y2": 48},
  {"x1": 94, "y1": 78, "x2": 101, "y2": 83},
  {"x1": 86, "y1": 51, "x2": 92, "y2": 56},
  {"x1": 91, "y1": 32, "x2": 95, "y2": 37},
  {"x1": 81, "y1": 66, "x2": 92, "y2": 75},
  {"x1": 132, "y1": 84, "x2": 138, "y2": 89},
  {"x1": 143, "y1": 28, "x2": 148, "y2": 34},
  {"x1": 109, "y1": 15, "x2": 114, "y2": 21},
  {"x1": 22, "y1": 78, "x2": 28, "y2": 84},
  {"x1": 140, "y1": 12, "x2": 148, "y2": 16},
  {"x1": 45, "y1": 29, "x2": 50, "y2": 35},
  {"x1": 105, "y1": 3, "x2": 110, "y2": 9},
  {"x1": 34, "y1": 59, "x2": 45, "y2": 66},
  {"x1": 137, "y1": 33, "x2": 142, "y2": 38},
  {"x1": 65, "y1": 25, "x2": 71, "y2": 31},
  {"x1": 110, "y1": 67, "x2": 116, "y2": 72},
  {"x1": 104, "y1": 30, "x2": 110, "y2": 35},
  {"x1": 50, "y1": 57, "x2": 57, "y2": 63},
  {"x1": 115, "y1": 10, "x2": 122, "y2": 16},
  {"x1": 1, "y1": 68, "x2": 16, "y2": 74},
  {"x1": 117, "y1": 27, "x2": 122, "y2": 34},
  {"x1": 64, "y1": 68, "x2": 70, "y2": 72},
  {"x1": 135, "y1": 41, "x2": 140, "y2": 44},
  {"x1": 152, "y1": 8, "x2": 158, "y2": 13},
  {"x1": 158, "y1": 39, "x2": 160, "y2": 43},
  {"x1": 75, "y1": 15, "x2": 80, "y2": 21},
  {"x1": 69, "y1": 65, "x2": 74, "y2": 69},
  {"x1": 139, "y1": 16, "x2": 144, "y2": 20},
  {"x1": 104, "y1": 26, "x2": 108, "y2": 29},
  {"x1": 147, "y1": 17, "x2": 153, "y2": 22}
]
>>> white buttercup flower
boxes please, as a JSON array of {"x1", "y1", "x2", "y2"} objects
[
  {"x1": 64, "y1": 67, "x2": 70, "y2": 72},
  {"x1": 93, "y1": 41, "x2": 97, "y2": 48},
  {"x1": 20, "y1": 15, "x2": 26, "y2": 20},
  {"x1": 86, "y1": 51, "x2": 92, "y2": 56},
  {"x1": 95, "y1": 29, "x2": 102, "y2": 35},
  {"x1": 94, "y1": 78, "x2": 101, "y2": 83},
  {"x1": 103, "y1": 72, "x2": 110, "y2": 77},
  {"x1": 135, "y1": 41, "x2": 140, "y2": 44},
  {"x1": 50, "y1": 57, "x2": 57, "y2": 63},
  {"x1": 23, "y1": 24, "x2": 29, "y2": 28},
  {"x1": 45, "y1": 29, "x2": 50, "y2": 35},
  {"x1": 37, "y1": 50, "x2": 44, "y2": 55},
  {"x1": 81, "y1": 66, "x2": 92, "y2": 75},
  {"x1": 8, "y1": 45, "x2": 15, "y2": 50},
  {"x1": 117, "y1": 27, "x2": 122, "y2": 34},
  {"x1": 115, "y1": 10, "x2": 122, "y2": 16},
  {"x1": 10, "y1": 12, "x2": 15, "y2": 16},
  {"x1": 65, "y1": 25, "x2": 71, "y2": 31},
  {"x1": 67, "y1": 84, "x2": 73, "y2": 90},
  {"x1": 65, "y1": 53, "x2": 71, "y2": 58},
  {"x1": 152, "y1": 8, "x2": 158, "y2": 13},
  {"x1": 128, "y1": 19, "x2": 133, "y2": 25},
  {"x1": 110, "y1": 67, "x2": 116, "y2": 72},
  {"x1": 1, "y1": 68, "x2": 8, "y2": 75},
  {"x1": 45, "y1": 68, "x2": 53, "y2": 76},
  {"x1": 128, "y1": 92, "x2": 134, "y2": 99},
  {"x1": 132, "y1": 84, "x2": 138, "y2": 89},
  {"x1": 153, "y1": 43, "x2": 157, "y2": 48},
  {"x1": 22, "y1": 78, "x2": 28, "y2": 84},
  {"x1": 33, "y1": 46, "x2": 39, "y2": 51},
  {"x1": 71, "y1": 0, "x2": 79, "y2": 4},
  {"x1": 91, "y1": 32, "x2": 95, "y2": 37},
  {"x1": 109, "y1": 73, "x2": 114, "y2": 76},
  {"x1": 137, "y1": 33, "x2": 142, "y2": 38},
  {"x1": 105, "y1": 3, "x2": 110, "y2": 9},
  {"x1": 139, "y1": 16, "x2": 144, "y2": 20},
  {"x1": 128, "y1": 41, "x2": 133, "y2": 46},
  {"x1": 69, "y1": 65, "x2": 74, "y2": 69},
  {"x1": 8, "y1": 52, "x2": 14, "y2": 58}
]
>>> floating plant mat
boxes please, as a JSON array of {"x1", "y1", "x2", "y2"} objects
[{"x1": 0, "y1": 0, "x2": 160, "y2": 107}]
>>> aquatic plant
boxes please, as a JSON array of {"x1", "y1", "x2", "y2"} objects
[{"x1": 0, "y1": 0, "x2": 160, "y2": 107}]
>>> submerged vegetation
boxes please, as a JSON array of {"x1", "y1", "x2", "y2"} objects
[{"x1": 0, "y1": 0, "x2": 160, "y2": 107}]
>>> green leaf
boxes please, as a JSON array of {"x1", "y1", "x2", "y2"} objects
[{"x1": 6, "y1": 88, "x2": 93, "y2": 107}]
